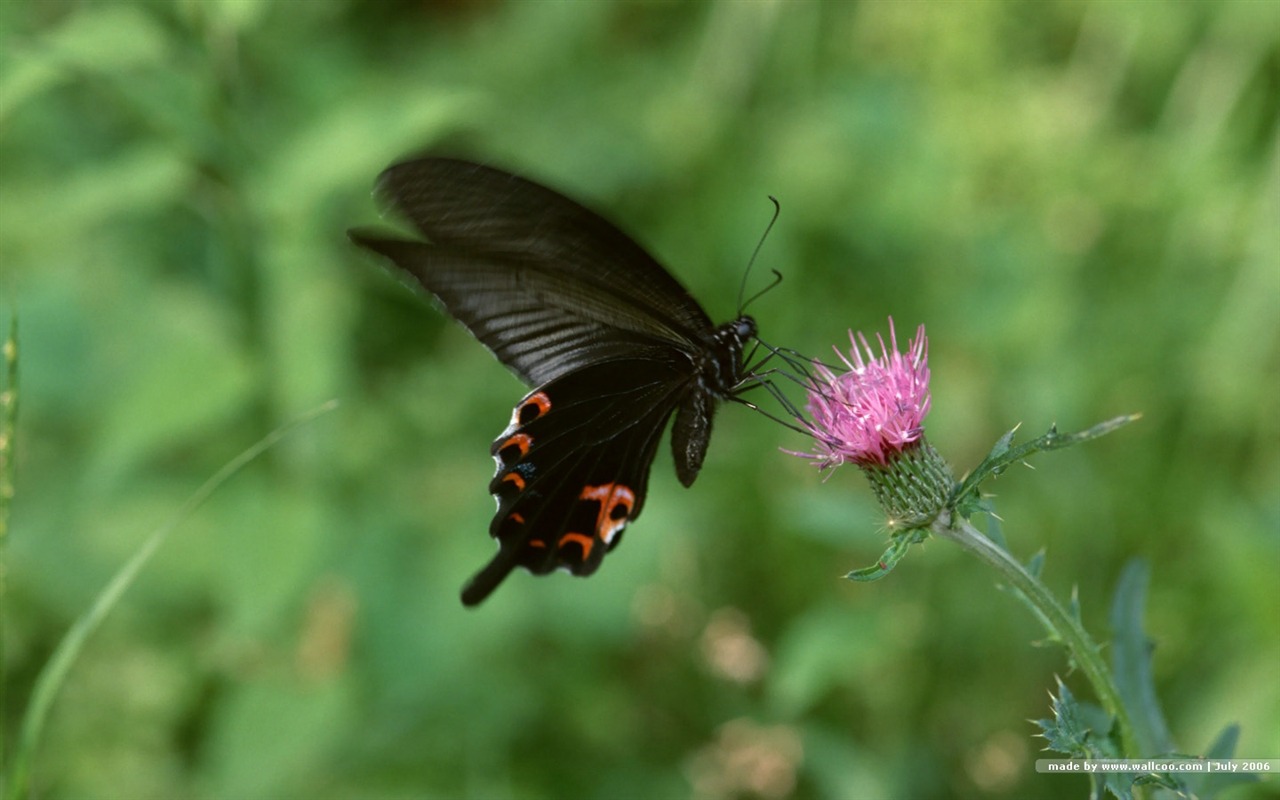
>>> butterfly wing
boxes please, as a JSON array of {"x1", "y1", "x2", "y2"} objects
[
  {"x1": 350, "y1": 158, "x2": 752, "y2": 605},
  {"x1": 351, "y1": 158, "x2": 713, "y2": 386},
  {"x1": 462, "y1": 354, "x2": 692, "y2": 606}
]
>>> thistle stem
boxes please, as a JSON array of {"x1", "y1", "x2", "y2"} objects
[{"x1": 930, "y1": 513, "x2": 1139, "y2": 760}]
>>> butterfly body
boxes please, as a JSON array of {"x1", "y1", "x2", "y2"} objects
[{"x1": 351, "y1": 158, "x2": 756, "y2": 605}]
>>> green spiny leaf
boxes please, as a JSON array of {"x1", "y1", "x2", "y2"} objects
[
  {"x1": 1034, "y1": 680, "x2": 1140, "y2": 800},
  {"x1": 1131, "y1": 772, "x2": 1183, "y2": 792},
  {"x1": 951, "y1": 416, "x2": 1140, "y2": 520},
  {"x1": 846, "y1": 529, "x2": 928, "y2": 582},
  {"x1": 1109, "y1": 560, "x2": 1175, "y2": 759},
  {"x1": 1183, "y1": 724, "x2": 1258, "y2": 799},
  {"x1": 1204, "y1": 724, "x2": 1240, "y2": 760},
  {"x1": 984, "y1": 510, "x2": 1008, "y2": 550},
  {"x1": 990, "y1": 426, "x2": 1019, "y2": 460},
  {"x1": 1026, "y1": 549, "x2": 1045, "y2": 579},
  {"x1": 1033, "y1": 678, "x2": 1095, "y2": 756}
]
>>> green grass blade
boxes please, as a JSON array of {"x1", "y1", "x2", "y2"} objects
[
  {"x1": 2, "y1": 398, "x2": 338, "y2": 799},
  {"x1": 0, "y1": 314, "x2": 16, "y2": 538},
  {"x1": 0, "y1": 314, "x2": 18, "y2": 785}
]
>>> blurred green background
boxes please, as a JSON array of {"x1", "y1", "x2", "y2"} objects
[{"x1": 2, "y1": 1, "x2": 1277, "y2": 798}]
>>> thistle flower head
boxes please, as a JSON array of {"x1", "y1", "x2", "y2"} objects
[
  {"x1": 800, "y1": 318, "x2": 931, "y2": 469},
  {"x1": 787, "y1": 318, "x2": 951, "y2": 531}
]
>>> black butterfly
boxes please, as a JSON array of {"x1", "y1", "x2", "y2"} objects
[{"x1": 351, "y1": 158, "x2": 758, "y2": 606}]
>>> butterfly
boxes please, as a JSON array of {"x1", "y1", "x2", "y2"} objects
[{"x1": 350, "y1": 158, "x2": 759, "y2": 606}]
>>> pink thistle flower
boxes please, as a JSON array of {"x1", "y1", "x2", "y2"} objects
[{"x1": 799, "y1": 319, "x2": 931, "y2": 470}]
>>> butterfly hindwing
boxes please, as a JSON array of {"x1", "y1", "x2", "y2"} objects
[{"x1": 460, "y1": 355, "x2": 692, "y2": 606}]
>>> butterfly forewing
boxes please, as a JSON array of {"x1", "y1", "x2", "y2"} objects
[
  {"x1": 376, "y1": 159, "x2": 714, "y2": 336},
  {"x1": 346, "y1": 235, "x2": 666, "y2": 386}
]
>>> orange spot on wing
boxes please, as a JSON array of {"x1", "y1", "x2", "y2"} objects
[
  {"x1": 502, "y1": 472, "x2": 526, "y2": 491},
  {"x1": 508, "y1": 391, "x2": 552, "y2": 429},
  {"x1": 580, "y1": 483, "x2": 636, "y2": 545},
  {"x1": 498, "y1": 432, "x2": 533, "y2": 459},
  {"x1": 558, "y1": 532, "x2": 595, "y2": 559},
  {"x1": 522, "y1": 392, "x2": 551, "y2": 419}
]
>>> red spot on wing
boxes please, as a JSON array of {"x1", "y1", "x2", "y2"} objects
[
  {"x1": 520, "y1": 392, "x2": 551, "y2": 422},
  {"x1": 580, "y1": 483, "x2": 636, "y2": 545},
  {"x1": 507, "y1": 390, "x2": 552, "y2": 430},
  {"x1": 502, "y1": 472, "x2": 526, "y2": 491},
  {"x1": 558, "y1": 532, "x2": 595, "y2": 559},
  {"x1": 496, "y1": 432, "x2": 533, "y2": 462}
]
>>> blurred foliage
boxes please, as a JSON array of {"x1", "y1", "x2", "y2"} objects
[{"x1": 2, "y1": 1, "x2": 1277, "y2": 798}]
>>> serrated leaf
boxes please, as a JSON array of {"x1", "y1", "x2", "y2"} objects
[
  {"x1": 1109, "y1": 560, "x2": 1176, "y2": 759},
  {"x1": 1182, "y1": 724, "x2": 1258, "y2": 799},
  {"x1": 991, "y1": 426, "x2": 1019, "y2": 459},
  {"x1": 1099, "y1": 759, "x2": 1151, "y2": 798},
  {"x1": 1026, "y1": 549, "x2": 1046, "y2": 579},
  {"x1": 1102, "y1": 775, "x2": 1134, "y2": 800},
  {"x1": 1035, "y1": 681, "x2": 1142, "y2": 800},
  {"x1": 845, "y1": 529, "x2": 928, "y2": 582},
  {"x1": 954, "y1": 492, "x2": 985, "y2": 519},
  {"x1": 1075, "y1": 702, "x2": 1122, "y2": 759},
  {"x1": 1204, "y1": 724, "x2": 1240, "y2": 760},
  {"x1": 983, "y1": 509, "x2": 1009, "y2": 549},
  {"x1": 951, "y1": 416, "x2": 1140, "y2": 520},
  {"x1": 954, "y1": 426, "x2": 1020, "y2": 496},
  {"x1": 1132, "y1": 772, "x2": 1184, "y2": 792},
  {"x1": 1035, "y1": 678, "x2": 1092, "y2": 756}
]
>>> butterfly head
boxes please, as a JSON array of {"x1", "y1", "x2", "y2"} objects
[{"x1": 705, "y1": 315, "x2": 756, "y2": 391}]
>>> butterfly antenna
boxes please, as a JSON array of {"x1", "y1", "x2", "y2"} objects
[
  {"x1": 737, "y1": 196, "x2": 782, "y2": 315},
  {"x1": 742, "y1": 269, "x2": 783, "y2": 313}
]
